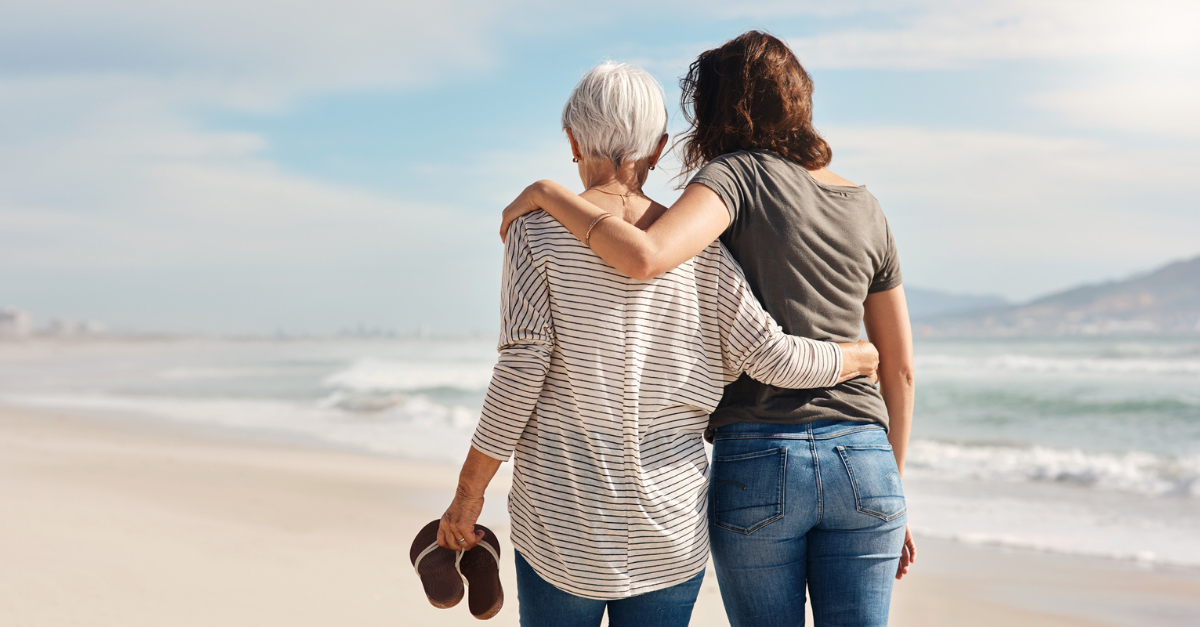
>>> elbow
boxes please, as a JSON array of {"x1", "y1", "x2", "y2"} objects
[
  {"x1": 628, "y1": 264, "x2": 660, "y2": 281},
  {"x1": 878, "y1": 354, "x2": 915, "y2": 389},
  {"x1": 625, "y1": 249, "x2": 665, "y2": 281}
]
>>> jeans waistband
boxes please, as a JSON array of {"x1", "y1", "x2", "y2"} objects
[{"x1": 710, "y1": 419, "x2": 885, "y2": 442}]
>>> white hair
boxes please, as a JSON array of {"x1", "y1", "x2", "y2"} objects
[{"x1": 561, "y1": 62, "x2": 668, "y2": 166}]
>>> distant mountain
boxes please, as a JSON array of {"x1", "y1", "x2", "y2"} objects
[
  {"x1": 904, "y1": 287, "x2": 1008, "y2": 321},
  {"x1": 918, "y1": 254, "x2": 1200, "y2": 337}
]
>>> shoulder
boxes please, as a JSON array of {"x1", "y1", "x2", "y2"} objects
[
  {"x1": 693, "y1": 240, "x2": 739, "y2": 276},
  {"x1": 504, "y1": 212, "x2": 590, "y2": 276},
  {"x1": 689, "y1": 152, "x2": 762, "y2": 212},
  {"x1": 695, "y1": 150, "x2": 759, "y2": 179},
  {"x1": 509, "y1": 212, "x2": 574, "y2": 247}
]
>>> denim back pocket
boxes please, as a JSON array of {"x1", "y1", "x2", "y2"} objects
[
  {"x1": 710, "y1": 447, "x2": 786, "y2": 534},
  {"x1": 836, "y1": 445, "x2": 906, "y2": 521}
]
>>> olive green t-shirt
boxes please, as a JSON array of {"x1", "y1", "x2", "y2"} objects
[{"x1": 690, "y1": 149, "x2": 902, "y2": 437}]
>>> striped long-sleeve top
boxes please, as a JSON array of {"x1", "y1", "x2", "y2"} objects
[{"x1": 471, "y1": 212, "x2": 843, "y2": 600}]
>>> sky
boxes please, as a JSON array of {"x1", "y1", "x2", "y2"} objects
[{"x1": 2, "y1": 0, "x2": 1198, "y2": 334}]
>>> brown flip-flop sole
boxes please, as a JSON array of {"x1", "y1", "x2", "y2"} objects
[
  {"x1": 409, "y1": 519, "x2": 463, "y2": 609},
  {"x1": 458, "y1": 525, "x2": 504, "y2": 620}
]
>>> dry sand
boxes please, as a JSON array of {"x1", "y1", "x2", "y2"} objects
[{"x1": 2, "y1": 407, "x2": 1198, "y2": 627}]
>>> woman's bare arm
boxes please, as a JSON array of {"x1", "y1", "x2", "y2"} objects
[
  {"x1": 438, "y1": 445, "x2": 502, "y2": 551},
  {"x1": 501, "y1": 180, "x2": 730, "y2": 280},
  {"x1": 863, "y1": 286, "x2": 914, "y2": 474},
  {"x1": 863, "y1": 285, "x2": 917, "y2": 579}
]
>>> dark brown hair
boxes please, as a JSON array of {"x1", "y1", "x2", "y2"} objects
[{"x1": 678, "y1": 30, "x2": 832, "y2": 177}]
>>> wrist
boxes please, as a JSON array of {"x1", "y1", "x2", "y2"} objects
[
  {"x1": 858, "y1": 356, "x2": 874, "y2": 377},
  {"x1": 455, "y1": 482, "x2": 486, "y2": 500},
  {"x1": 837, "y1": 343, "x2": 857, "y2": 377}
]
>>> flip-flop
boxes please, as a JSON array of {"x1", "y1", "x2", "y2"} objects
[
  {"x1": 458, "y1": 525, "x2": 504, "y2": 620},
  {"x1": 409, "y1": 519, "x2": 464, "y2": 609}
]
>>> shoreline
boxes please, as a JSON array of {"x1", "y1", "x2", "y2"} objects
[
  {"x1": 3, "y1": 406, "x2": 1199, "y2": 626},
  {"x1": 11, "y1": 396, "x2": 1198, "y2": 571}
]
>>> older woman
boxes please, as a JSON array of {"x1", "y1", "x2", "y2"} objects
[{"x1": 431, "y1": 63, "x2": 878, "y2": 626}]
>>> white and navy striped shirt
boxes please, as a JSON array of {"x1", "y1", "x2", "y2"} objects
[{"x1": 471, "y1": 212, "x2": 842, "y2": 600}]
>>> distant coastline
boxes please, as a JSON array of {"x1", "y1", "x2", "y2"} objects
[{"x1": 911, "y1": 253, "x2": 1200, "y2": 337}]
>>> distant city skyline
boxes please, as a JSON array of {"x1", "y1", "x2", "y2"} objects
[
  {"x1": 2, "y1": 1, "x2": 1198, "y2": 334},
  {"x1": 0, "y1": 307, "x2": 106, "y2": 338},
  {"x1": 9, "y1": 249, "x2": 1200, "y2": 338}
]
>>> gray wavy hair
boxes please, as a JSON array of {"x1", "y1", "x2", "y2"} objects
[{"x1": 561, "y1": 62, "x2": 668, "y2": 167}]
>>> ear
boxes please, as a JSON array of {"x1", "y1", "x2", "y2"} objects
[
  {"x1": 565, "y1": 128, "x2": 583, "y2": 161},
  {"x1": 649, "y1": 133, "x2": 669, "y2": 167}
]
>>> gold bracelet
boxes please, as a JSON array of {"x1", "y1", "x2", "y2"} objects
[{"x1": 584, "y1": 213, "x2": 613, "y2": 247}]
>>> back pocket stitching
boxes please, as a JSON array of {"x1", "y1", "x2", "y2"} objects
[
  {"x1": 712, "y1": 447, "x2": 787, "y2": 535},
  {"x1": 836, "y1": 445, "x2": 906, "y2": 522}
]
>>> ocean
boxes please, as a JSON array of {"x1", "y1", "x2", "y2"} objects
[{"x1": 2, "y1": 335, "x2": 1198, "y2": 568}]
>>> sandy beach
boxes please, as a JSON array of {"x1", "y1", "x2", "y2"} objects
[{"x1": 3, "y1": 406, "x2": 1198, "y2": 627}]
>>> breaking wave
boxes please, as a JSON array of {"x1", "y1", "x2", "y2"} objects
[{"x1": 907, "y1": 439, "x2": 1200, "y2": 498}]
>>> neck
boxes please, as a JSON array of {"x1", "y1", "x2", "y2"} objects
[{"x1": 578, "y1": 158, "x2": 647, "y2": 193}]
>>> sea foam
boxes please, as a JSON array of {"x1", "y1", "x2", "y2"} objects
[
  {"x1": 1, "y1": 391, "x2": 478, "y2": 464},
  {"x1": 917, "y1": 353, "x2": 1200, "y2": 377},
  {"x1": 907, "y1": 439, "x2": 1200, "y2": 498},
  {"x1": 322, "y1": 357, "x2": 494, "y2": 393}
]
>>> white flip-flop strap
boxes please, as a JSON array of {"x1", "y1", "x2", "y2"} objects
[
  {"x1": 414, "y1": 537, "x2": 500, "y2": 576},
  {"x1": 473, "y1": 539, "x2": 500, "y2": 565},
  {"x1": 412, "y1": 542, "x2": 441, "y2": 575}
]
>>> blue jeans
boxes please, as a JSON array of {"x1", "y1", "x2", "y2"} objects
[
  {"x1": 708, "y1": 420, "x2": 906, "y2": 627},
  {"x1": 514, "y1": 550, "x2": 704, "y2": 627}
]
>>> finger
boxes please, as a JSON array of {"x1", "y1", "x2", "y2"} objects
[
  {"x1": 442, "y1": 518, "x2": 461, "y2": 550},
  {"x1": 456, "y1": 523, "x2": 477, "y2": 551},
  {"x1": 465, "y1": 528, "x2": 485, "y2": 551},
  {"x1": 908, "y1": 538, "x2": 917, "y2": 562},
  {"x1": 440, "y1": 513, "x2": 461, "y2": 550},
  {"x1": 453, "y1": 520, "x2": 478, "y2": 550}
]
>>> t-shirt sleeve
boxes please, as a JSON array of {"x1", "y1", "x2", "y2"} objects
[
  {"x1": 869, "y1": 219, "x2": 903, "y2": 293},
  {"x1": 688, "y1": 156, "x2": 744, "y2": 226}
]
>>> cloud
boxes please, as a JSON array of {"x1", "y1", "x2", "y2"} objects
[
  {"x1": 1033, "y1": 77, "x2": 1200, "y2": 140},
  {"x1": 782, "y1": 0, "x2": 1200, "y2": 69},
  {"x1": 4, "y1": 0, "x2": 1199, "y2": 330},
  {"x1": 0, "y1": 68, "x2": 506, "y2": 333},
  {"x1": 0, "y1": 0, "x2": 544, "y2": 331},
  {"x1": 625, "y1": 1, "x2": 1199, "y2": 73},
  {"x1": 824, "y1": 125, "x2": 1200, "y2": 299},
  {"x1": 0, "y1": 107, "x2": 480, "y2": 272},
  {"x1": 0, "y1": 0, "x2": 517, "y2": 103}
]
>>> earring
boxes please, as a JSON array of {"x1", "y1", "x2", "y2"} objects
[
  {"x1": 572, "y1": 157, "x2": 579, "y2": 163},
  {"x1": 650, "y1": 164, "x2": 656, "y2": 170}
]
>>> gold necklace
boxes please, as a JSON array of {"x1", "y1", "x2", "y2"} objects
[{"x1": 586, "y1": 186, "x2": 642, "y2": 208}]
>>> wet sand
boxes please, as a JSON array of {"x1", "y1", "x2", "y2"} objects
[{"x1": 2, "y1": 407, "x2": 1197, "y2": 627}]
